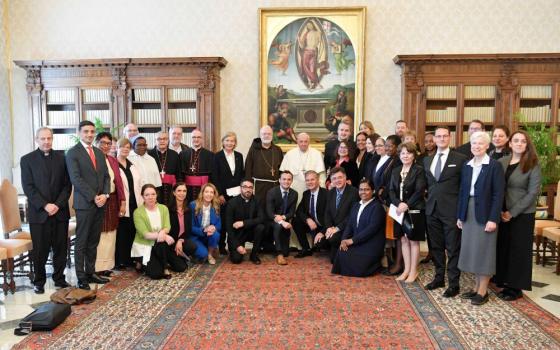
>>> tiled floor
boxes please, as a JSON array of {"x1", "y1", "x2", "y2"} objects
[{"x1": 0, "y1": 257, "x2": 559, "y2": 349}]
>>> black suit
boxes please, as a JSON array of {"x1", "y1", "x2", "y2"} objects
[
  {"x1": 225, "y1": 195, "x2": 265, "y2": 263},
  {"x1": 266, "y1": 186, "x2": 298, "y2": 256},
  {"x1": 66, "y1": 142, "x2": 110, "y2": 282},
  {"x1": 388, "y1": 164, "x2": 427, "y2": 241},
  {"x1": 323, "y1": 185, "x2": 360, "y2": 262},
  {"x1": 211, "y1": 150, "x2": 245, "y2": 251},
  {"x1": 423, "y1": 150, "x2": 467, "y2": 288},
  {"x1": 292, "y1": 187, "x2": 328, "y2": 252},
  {"x1": 20, "y1": 149, "x2": 72, "y2": 287}
]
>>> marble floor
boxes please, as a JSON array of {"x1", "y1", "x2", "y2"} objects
[{"x1": 0, "y1": 257, "x2": 559, "y2": 349}]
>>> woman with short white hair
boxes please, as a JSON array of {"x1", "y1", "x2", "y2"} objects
[{"x1": 456, "y1": 131, "x2": 504, "y2": 305}]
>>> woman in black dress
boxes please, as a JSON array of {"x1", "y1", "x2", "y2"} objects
[
  {"x1": 495, "y1": 130, "x2": 541, "y2": 300},
  {"x1": 389, "y1": 142, "x2": 426, "y2": 283}
]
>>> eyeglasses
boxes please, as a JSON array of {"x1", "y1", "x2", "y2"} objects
[
  {"x1": 241, "y1": 185, "x2": 254, "y2": 189},
  {"x1": 98, "y1": 141, "x2": 111, "y2": 146}
]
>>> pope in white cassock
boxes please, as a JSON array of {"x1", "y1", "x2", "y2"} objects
[{"x1": 280, "y1": 133, "x2": 326, "y2": 201}]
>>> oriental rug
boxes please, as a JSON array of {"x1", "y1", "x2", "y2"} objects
[{"x1": 12, "y1": 255, "x2": 560, "y2": 350}]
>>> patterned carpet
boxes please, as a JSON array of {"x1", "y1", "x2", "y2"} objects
[{"x1": 13, "y1": 255, "x2": 560, "y2": 350}]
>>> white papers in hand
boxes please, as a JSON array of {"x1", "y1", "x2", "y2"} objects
[{"x1": 389, "y1": 204, "x2": 404, "y2": 224}]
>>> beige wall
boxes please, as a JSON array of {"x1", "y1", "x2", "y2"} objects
[
  {"x1": 0, "y1": 0, "x2": 13, "y2": 180},
  {"x1": 5, "y1": 0, "x2": 560, "y2": 175}
]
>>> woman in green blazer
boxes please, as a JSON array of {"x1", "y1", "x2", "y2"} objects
[{"x1": 131, "y1": 184, "x2": 187, "y2": 279}]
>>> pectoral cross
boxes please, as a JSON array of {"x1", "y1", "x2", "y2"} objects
[
  {"x1": 190, "y1": 165, "x2": 196, "y2": 172},
  {"x1": 271, "y1": 168, "x2": 275, "y2": 177},
  {"x1": 160, "y1": 170, "x2": 165, "y2": 176}
]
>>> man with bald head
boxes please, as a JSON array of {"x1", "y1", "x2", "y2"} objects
[
  {"x1": 280, "y1": 132, "x2": 326, "y2": 197},
  {"x1": 245, "y1": 125, "x2": 284, "y2": 205},
  {"x1": 324, "y1": 120, "x2": 356, "y2": 169},
  {"x1": 123, "y1": 123, "x2": 139, "y2": 143},
  {"x1": 180, "y1": 129, "x2": 214, "y2": 202}
]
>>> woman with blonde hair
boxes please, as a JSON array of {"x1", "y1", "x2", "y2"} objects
[{"x1": 189, "y1": 183, "x2": 222, "y2": 264}]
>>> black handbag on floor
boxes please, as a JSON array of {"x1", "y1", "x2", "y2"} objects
[{"x1": 14, "y1": 302, "x2": 71, "y2": 335}]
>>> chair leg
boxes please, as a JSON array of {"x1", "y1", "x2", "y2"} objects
[
  {"x1": 1, "y1": 259, "x2": 8, "y2": 295},
  {"x1": 542, "y1": 237, "x2": 548, "y2": 267},
  {"x1": 7, "y1": 258, "x2": 15, "y2": 294},
  {"x1": 28, "y1": 252, "x2": 34, "y2": 282},
  {"x1": 535, "y1": 235, "x2": 542, "y2": 265}
]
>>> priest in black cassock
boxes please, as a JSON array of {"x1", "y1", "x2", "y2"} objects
[
  {"x1": 244, "y1": 125, "x2": 284, "y2": 206},
  {"x1": 148, "y1": 131, "x2": 181, "y2": 206},
  {"x1": 180, "y1": 129, "x2": 214, "y2": 202}
]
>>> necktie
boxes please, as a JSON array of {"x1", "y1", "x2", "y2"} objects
[
  {"x1": 336, "y1": 190, "x2": 342, "y2": 209},
  {"x1": 87, "y1": 146, "x2": 97, "y2": 169},
  {"x1": 309, "y1": 193, "x2": 316, "y2": 220},
  {"x1": 434, "y1": 153, "x2": 443, "y2": 181},
  {"x1": 282, "y1": 191, "x2": 288, "y2": 214}
]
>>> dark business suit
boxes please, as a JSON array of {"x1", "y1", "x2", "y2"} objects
[
  {"x1": 266, "y1": 186, "x2": 298, "y2": 256},
  {"x1": 331, "y1": 199, "x2": 386, "y2": 277},
  {"x1": 323, "y1": 185, "x2": 360, "y2": 262},
  {"x1": 423, "y1": 150, "x2": 467, "y2": 288},
  {"x1": 388, "y1": 164, "x2": 427, "y2": 241},
  {"x1": 371, "y1": 156, "x2": 402, "y2": 205},
  {"x1": 20, "y1": 149, "x2": 72, "y2": 287},
  {"x1": 225, "y1": 195, "x2": 265, "y2": 263},
  {"x1": 211, "y1": 150, "x2": 245, "y2": 252},
  {"x1": 66, "y1": 142, "x2": 110, "y2": 282},
  {"x1": 292, "y1": 187, "x2": 328, "y2": 252}
]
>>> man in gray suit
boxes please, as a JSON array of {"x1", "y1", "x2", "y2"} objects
[{"x1": 66, "y1": 121, "x2": 110, "y2": 290}]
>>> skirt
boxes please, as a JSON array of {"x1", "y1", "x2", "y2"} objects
[
  {"x1": 458, "y1": 199, "x2": 497, "y2": 275},
  {"x1": 495, "y1": 213, "x2": 535, "y2": 290},
  {"x1": 101, "y1": 192, "x2": 120, "y2": 232},
  {"x1": 95, "y1": 229, "x2": 116, "y2": 271}
]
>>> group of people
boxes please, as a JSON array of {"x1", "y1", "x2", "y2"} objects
[{"x1": 20, "y1": 117, "x2": 541, "y2": 306}]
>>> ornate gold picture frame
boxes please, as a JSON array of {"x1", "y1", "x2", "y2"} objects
[{"x1": 259, "y1": 7, "x2": 366, "y2": 152}]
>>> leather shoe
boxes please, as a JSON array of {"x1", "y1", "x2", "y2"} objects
[
  {"x1": 424, "y1": 280, "x2": 445, "y2": 290},
  {"x1": 442, "y1": 287, "x2": 460, "y2": 298},
  {"x1": 219, "y1": 247, "x2": 228, "y2": 256},
  {"x1": 471, "y1": 293, "x2": 489, "y2": 305},
  {"x1": 33, "y1": 285, "x2": 45, "y2": 294},
  {"x1": 54, "y1": 280, "x2": 70, "y2": 289},
  {"x1": 77, "y1": 280, "x2": 91, "y2": 290},
  {"x1": 276, "y1": 255, "x2": 288, "y2": 265},
  {"x1": 89, "y1": 273, "x2": 109, "y2": 284},
  {"x1": 250, "y1": 256, "x2": 262, "y2": 265},
  {"x1": 460, "y1": 290, "x2": 478, "y2": 299},
  {"x1": 294, "y1": 250, "x2": 312, "y2": 258}
]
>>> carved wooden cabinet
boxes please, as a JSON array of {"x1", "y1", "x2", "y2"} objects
[
  {"x1": 394, "y1": 53, "x2": 560, "y2": 148},
  {"x1": 14, "y1": 57, "x2": 227, "y2": 150}
]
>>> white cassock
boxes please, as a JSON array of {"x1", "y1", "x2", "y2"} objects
[
  {"x1": 128, "y1": 152, "x2": 162, "y2": 187},
  {"x1": 280, "y1": 147, "x2": 326, "y2": 201}
]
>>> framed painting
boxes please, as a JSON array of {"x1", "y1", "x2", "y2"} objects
[{"x1": 259, "y1": 7, "x2": 366, "y2": 152}]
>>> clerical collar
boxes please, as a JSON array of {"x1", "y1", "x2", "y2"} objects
[
  {"x1": 42, "y1": 151, "x2": 50, "y2": 157},
  {"x1": 158, "y1": 148, "x2": 167, "y2": 154},
  {"x1": 192, "y1": 146, "x2": 202, "y2": 151}
]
